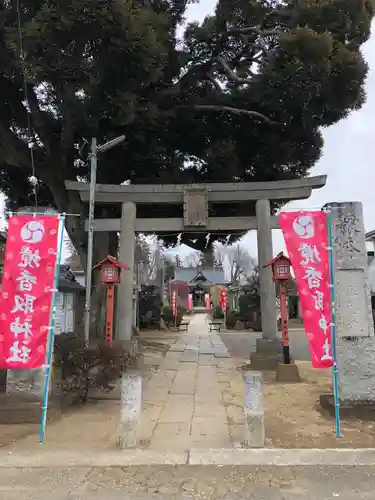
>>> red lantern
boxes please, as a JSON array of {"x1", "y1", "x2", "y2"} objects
[
  {"x1": 93, "y1": 255, "x2": 129, "y2": 344},
  {"x1": 93, "y1": 255, "x2": 129, "y2": 285},
  {"x1": 101, "y1": 262, "x2": 120, "y2": 284},
  {"x1": 264, "y1": 252, "x2": 291, "y2": 283}
]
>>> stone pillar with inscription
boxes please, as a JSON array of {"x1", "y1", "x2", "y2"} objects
[
  {"x1": 117, "y1": 370, "x2": 142, "y2": 448},
  {"x1": 325, "y1": 202, "x2": 375, "y2": 402}
]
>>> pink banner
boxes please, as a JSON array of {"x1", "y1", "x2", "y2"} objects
[
  {"x1": 220, "y1": 289, "x2": 227, "y2": 312},
  {"x1": 188, "y1": 294, "x2": 193, "y2": 312},
  {"x1": 172, "y1": 291, "x2": 177, "y2": 318},
  {"x1": 0, "y1": 216, "x2": 59, "y2": 369},
  {"x1": 279, "y1": 211, "x2": 333, "y2": 368},
  {"x1": 205, "y1": 293, "x2": 210, "y2": 312}
]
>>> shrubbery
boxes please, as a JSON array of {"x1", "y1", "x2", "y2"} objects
[
  {"x1": 162, "y1": 304, "x2": 185, "y2": 327},
  {"x1": 212, "y1": 305, "x2": 224, "y2": 319},
  {"x1": 138, "y1": 285, "x2": 162, "y2": 328},
  {"x1": 54, "y1": 334, "x2": 129, "y2": 404}
]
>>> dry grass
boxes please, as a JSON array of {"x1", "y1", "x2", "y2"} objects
[{"x1": 227, "y1": 361, "x2": 375, "y2": 448}]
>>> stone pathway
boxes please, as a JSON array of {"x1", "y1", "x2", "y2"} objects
[{"x1": 141, "y1": 313, "x2": 243, "y2": 451}]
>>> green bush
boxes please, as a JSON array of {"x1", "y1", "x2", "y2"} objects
[
  {"x1": 225, "y1": 309, "x2": 237, "y2": 329},
  {"x1": 212, "y1": 305, "x2": 224, "y2": 319},
  {"x1": 54, "y1": 334, "x2": 129, "y2": 404},
  {"x1": 138, "y1": 285, "x2": 162, "y2": 328},
  {"x1": 162, "y1": 305, "x2": 185, "y2": 327},
  {"x1": 162, "y1": 305, "x2": 173, "y2": 324}
]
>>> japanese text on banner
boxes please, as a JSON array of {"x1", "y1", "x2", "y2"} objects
[
  {"x1": 0, "y1": 216, "x2": 59, "y2": 369},
  {"x1": 279, "y1": 211, "x2": 333, "y2": 368}
]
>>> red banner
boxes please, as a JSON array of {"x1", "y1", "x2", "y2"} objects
[
  {"x1": 279, "y1": 211, "x2": 333, "y2": 368},
  {"x1": 188, "y1": 294, "x2": 193, "y2": 312},
  {"x1": 205, "y1": 293, "x2": 210, "y2": 312},
  {"x1": 172, "y1": 291, "x2": 177, "y2": 318},
  {"x1": 220, "y1": 289, "x2": 227, "y2": 312},
  {"x1": 0, "y1": 216, "x2": 59, "y2": 369}
]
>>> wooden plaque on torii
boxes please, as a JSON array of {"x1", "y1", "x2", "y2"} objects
[{"x1": 183, "y1": 188, "x2": 208, "y2": 227}]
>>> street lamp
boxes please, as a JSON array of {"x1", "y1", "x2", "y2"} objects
[{"x1": 84, "y1": 135, "x2": 126, "y2": 345}]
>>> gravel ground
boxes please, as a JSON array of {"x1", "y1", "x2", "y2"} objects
[
  {"x1": 220, "y1": 329, "x2": 310, "y2": 361},
  {"x1": 1, "y1": 465, "x2": 375, "y2": 499}
]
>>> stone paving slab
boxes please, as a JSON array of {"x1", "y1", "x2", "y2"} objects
[
  {"x1": 189, "y1": 448, "x2": 375, "y2": 465},
  {"x1": 2, "y1": 448, "x2": 375, "y2": 467},
  {"x1": 0, "y1": 450, "x2": 188, "y2": 467},
  {"x1": 138, "y1": 313, "x2": 238, "y2": 451}
]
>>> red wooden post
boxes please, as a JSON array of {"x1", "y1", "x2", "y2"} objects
[
  {"x1": 172, "y1": 291, "x2": 177, "y2": 328},
  {"x1": 106, "y1": 285, "x2": 115, "y2": 345},
  {"x1": 93, "y1": 255, "x2": 129, "y2": 345},
  {"x1": 263, "y1": 252, "x2": 292, "y2": 365},
  {"x1": 279, "y1": 283, "x2": 290, "y2": 364}
]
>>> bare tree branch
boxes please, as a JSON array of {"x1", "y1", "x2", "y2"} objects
[
  {"x1": 216, "y1": 56, "x2": 253, "y2": 84},
  {"x1": 206, "y1": 70, "x2": 222, "y2": 92},
  {"x1": 185, "y1": 251, "x2": 202, "y2": 268},
  {"x1": 189, "y1": 105, "x2": 275, "y2": 124},
  {"x1": 227, "y1": 26, "x2": 282, "y2": 37},
  {"x1": 215, "y1": 243, "x2": 256, "y2": 282}
]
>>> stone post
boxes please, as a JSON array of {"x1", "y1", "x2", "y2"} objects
[
  {"x1": 117, "y1": 202, "x2": 136, "y2": 343},
  {"x1": 243, "y1": 371, "x2": 265, "y2": 447},
  {"x1": 252, "y1": 200, "x2": 280, "y2": 368},
  {"x1": 117, "y1": 370, "x2": 142, "y2": 448},
  {"x1": 325, "y1": 202, "x2": 375, "y2": 402}
]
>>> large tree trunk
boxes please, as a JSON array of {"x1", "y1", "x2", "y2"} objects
[
  {"x1": 90, "y1": 231, "x2": 118, "y2": 339},
  {"x1": 43, "y1": 172, "x2": 118, "y2": 340}
]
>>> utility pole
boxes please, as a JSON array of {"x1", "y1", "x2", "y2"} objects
[
  {"x1": 84, "y1": 135, "x2": 125, "y2": 345},
  {"x1": 84, "y1": 138, "x2": 97, "y2": 345}
]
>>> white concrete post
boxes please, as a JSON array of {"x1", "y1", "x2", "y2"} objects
[
  {"x1": 325, "y1": 202, "x2": 375, "y2": 402},
  {"x1": 117, "y1": 370, "x2": 142, "y2": 448},
  {"x1": 243, "y1": 371, "x2": 265, "y2": 447},
  {"x1": 256, "y1": 199, "x2": 278, "y2": 340},
  {"x1": 117, "y1": 202, "x2": 136, "y2": 341}
]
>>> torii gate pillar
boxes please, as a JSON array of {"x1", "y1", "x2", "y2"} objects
[
  {"x1": 116, "y1": 202, "x2": 136, "y2": 343},
  {"x1": 250, "y1": 199, "x2": 281, "y2": 369},
  {"x1": 256, "y1": 199, "x2": 278, "y2": 340}
]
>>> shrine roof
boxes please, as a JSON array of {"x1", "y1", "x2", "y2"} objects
[{"x1": 174, "y1": 267, "x2": 228, "y2": 285}]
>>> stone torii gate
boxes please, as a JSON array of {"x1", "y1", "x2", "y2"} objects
[{"x1": 66, "y1": 176, "x2": 326, "y2": 361}]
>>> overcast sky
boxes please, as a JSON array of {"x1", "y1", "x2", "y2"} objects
[{"x1": 1, "y1": 1, "x2": 375, "y2": 259}]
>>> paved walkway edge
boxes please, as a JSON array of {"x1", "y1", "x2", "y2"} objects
[
  {"x1": 2, "y1": 448, "x2": 375, "y2": 467},
  {"x1": 188, "y1": 448, "x2": 375, "y2": 465}
]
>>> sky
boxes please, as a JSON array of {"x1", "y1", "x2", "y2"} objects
[{"x1": 1, "y1": 0, "x2": 375, "y2": 260}]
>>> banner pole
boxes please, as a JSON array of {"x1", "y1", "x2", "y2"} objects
[
  {"x1": 39, "y1": 213, "x2": 66, "y2": 443},
  {"x1": 327, "y1": 209, "x2": 341, "y2": 439}
]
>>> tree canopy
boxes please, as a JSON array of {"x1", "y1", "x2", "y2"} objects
[{"x1": 0, "y1": 0, "x2": 373, "y2": 261}]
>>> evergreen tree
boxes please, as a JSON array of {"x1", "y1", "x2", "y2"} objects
[{"x1": 0, "y1": 0, "x2": 372, "y2": 262}]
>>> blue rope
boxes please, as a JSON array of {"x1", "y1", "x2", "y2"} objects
[
  {"x1": 327, "y1": 210, "x2": 341, "y2": 439},
  {"x1": 39, "y1": 214, "x2": 65, "y2": 443}
]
